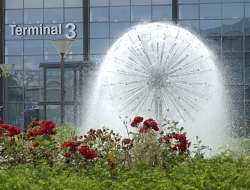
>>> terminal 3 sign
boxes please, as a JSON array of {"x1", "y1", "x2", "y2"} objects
[{"x1": 9, "y1": 23, "x2": 77, "y2": 39}]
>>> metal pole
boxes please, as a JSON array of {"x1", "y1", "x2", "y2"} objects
[
  {"x1": 172, "y1": 0, "x2": 178, "y2": 24},
  {"x1": 61, "y1": 53, "x2": 65, "y2": 124}
]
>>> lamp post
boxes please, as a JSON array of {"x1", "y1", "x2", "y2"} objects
[{"x1": 51, "y1": 39, "x2": 73, "y2": 124}]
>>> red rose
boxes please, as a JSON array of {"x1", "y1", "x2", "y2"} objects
[
  {"x1": 27, "y1": 120, "x2": 56, "y2": 138},
  {"x1": 131, "y1": 116, "x2": 144, "y2": 127},
  {"x1": 143, "y1": 118, "x2": 159, "y2": 131},
  {"x1": 1, "y1": 124, "x2": 22, "y2": 137},
  {"x1": 79, "y1": 145, "x2": 97, "y2": 160},
  {"x1": 161, "y1": 132, "x2": 188, "y2": 152},
  {"x1": 61, "y1": 140, "x2": 81, "y2": 149}
]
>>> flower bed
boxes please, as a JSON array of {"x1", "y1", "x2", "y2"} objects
[{"x1": 0, "y1": 116, "x2": 250, "y2": 189}]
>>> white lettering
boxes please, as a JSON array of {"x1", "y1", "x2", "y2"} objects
[
  {"x1": 65, "y1": 23, "x2": 77, "y2": 39},
  {"x1": 9, "y1": 25, "x2": 16, "y2": 35},
  {"x1": 8, "y1": 23, "x2": 77, "y2": 39},
  {"x1": 15, "y1": 27, "x2": 22, "y2": 36}
]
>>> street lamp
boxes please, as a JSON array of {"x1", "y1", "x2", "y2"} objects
[{"x1": 51, "y1": 39, "x2": 73, "y2": 124}]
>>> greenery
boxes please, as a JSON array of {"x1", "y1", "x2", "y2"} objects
[{"x1": 1, "y1": 117, "x2": 250, "y2": 190}]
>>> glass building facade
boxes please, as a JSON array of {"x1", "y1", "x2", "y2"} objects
[{"x1": 1, "y1": 0, "x2": 250, "y2": 135}]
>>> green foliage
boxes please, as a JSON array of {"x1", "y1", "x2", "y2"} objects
[{"x1": 0, "y1": 153, "x2": 250, "y2": 190}]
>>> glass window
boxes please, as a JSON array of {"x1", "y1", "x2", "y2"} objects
[
  {"x1": 46, "y1": 105, "x2": 60, "y2": 122},
  {"x1": 64, "y1": 0, "x2": 83, "y2": 7},
  {"x1": 246, "y1": 53, "x2": 250, "y2": 67},
  {"x1": 90, "y1": 7, "x2": 109, "y2": 22},
  {"x1": 200, "y1": 0, "x2": 221, "y2": 2},
  {"x1": 65, "y1": 8, "x2": 83, "y2": 22},
  {"x1": 24, "y1": 56, "x2": 44, "y2": 70},
  {"x1": 6, "y1": 103, "x2": 24, "y2": 126},
  {"x1": 179, "y1": 0, "x2": 199, "y2": 3},
  {"x1": 179, "y1": 20, "x2": 199, "y2": 32},
  {"x1": 200, "y1": 4, "x2": 221, "y2": 19},
  {"x1": 110, "y1": 7, "x2": 130, "y2": 22},
  {"x1": 110, "y1": 23, "x2": 130, "y2": 38},
  {"x1": 90, "y1": 55, "x2": 104, "y2": 64},
  {"x1": 44, "y1": 8, "x2": 63, "y2": 23},
  {"x1": 44, "y1": 0, "x2": 63, "y2": 8},
  {"x1": 222, "y1": 36, "x2": 242, "y2": 52},
  {"x1": 44, "y1": 40, "x2": 58, "y2": 55},
  {"x1": 65, "y1": 105, "x2": 75, "y2": 123},
  {"x1": 24, "y1": 40, "x2": 43, "y2": 55},
  {"x1": 90, "y1": 23, "x2": 109, "y2": 38},
  {"x1": 65, "y1": 55, "x2": 83, "y2": 62},
  {"x1": 179, "y1": 5, "x2": 199, "y2": 19},
  {"x1": 152, "y1": 5, "x2": 172, "y2": 20},
  {"x1": 67, "y1": 39, "x2": 83, "y2": 55},
  {"x1": 222, "y1": 19, "x2": 243, "y2": 36},
  {"x1": 44, "y1": 55, "x2": 60, "y2": 62},
  {"x1": 5, "y1": 25, "x2": 22, "y2": 40},
  {"x1": 246, "y1": 3, "x2": 250, "y2": 18},
  {"x1": 7, "y1": 87, "x2": 24, "y2": 102},
  {"x1": 246, "y1": 36, "x2": 250, "y2": 51},
  {"x1": 245, "y1": 18, "x2": 250, "y2": 34},
  {"x1": 24, "y1": 71, "x2": 40, "y2": 87},
  {"x1": 90, "y1": 0, "x2": 109, "y2": 6},
  {"x1": 5, "y1": 41, "x2": 23, "y2": 55},
  {"x1": 200, "y1": 20, "x2": 221, "y2": 36},
  {"x1": 223, "y1": 53, "x2": 243, "y2": 84},
  {"x1": 25, "y1": 88, "x2": 40, "y2": 102},
  {"x1": 5, "y1": 56, "x2": 23, "y2": 71},
  {"x1": 6, "y1": 0, "x2": 23, "y2": 9},
  {"x1": 24, "y1": 9, "x2": 43, "y2": 24},
  {"x1": 131, "y1": 6, "x2": 151, "y2": 22},
  {"x1": 223, "y1": 3, "x2": 243, "y2": 19},
  {"x1": 152, "y1": 0, "x2": 172, "y2": 5},
  {"x1": 131, "y1": 0, "x2": 151, "y2": 5},
  {"x1": 5, "y1": 10, "x2": 23, "y2": 24},
  {"x1": 90, "y1": 39, "x2": 109, "y2": 54},
  {"x1": 110, "y1": 0, "x2": 130, "y2": 6},
  {"x1": 24, "y1": 0, "x2": 43, "y2": 8}
]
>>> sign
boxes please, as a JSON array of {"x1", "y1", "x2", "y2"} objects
[{"x1": 9, "y1": 23, "x2": 77, "y2": 39}]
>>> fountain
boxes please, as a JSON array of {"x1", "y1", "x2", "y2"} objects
[{"x1": 82, "y1": 23, "x2": 230, "y2": 151}]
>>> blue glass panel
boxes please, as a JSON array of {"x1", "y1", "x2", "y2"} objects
[
  {"x1": 110, "y1": 6, "x2": 130, "y2": 22},
  {"x1": 64, "y1": 0, "x2": 83, "y2": 7},
  {"x1": 110, "y1": 22, "x2": 130, "y2": 38},
  {"x1": 24, "y1": 56, "x2": 44, "y2": 70},
  {"x1": 152, "y1": 0, "x2": 172, "y2": 5},
  {"x1": 24, "y1": 0, "x2": 43, "y2": 8},
  {"x1": 44, "y1": 0, "x2": 63, "y2": 8},
  {"x1": 152, "y1": 5, "x2": 172, "y2": 20},
  {"x1": 110, "y1": 0, "x2": 130, "y2": 6},
  {"x1": 24, "y1": 40, "x2": 43, "y2": 55},
  {"x1": 131, "y1": 0, "x2": 151, "y2": 5},
  {"x1": 200, "y1": 20, "x2": 221, "y2": 36},
  {"x1": 223, "y1": 3, "x2": 243, "y2": 19},
  {"x1": 222, "y1": 19, "x2": 243, "y2": 36},
  {"x1": 44, "y1": 8, "x2": 63, "y2": 23},
  {"x1": 5, "y1": 40, "x2": 23, "y2": 55},
  {"x1": 5, "y1": 10, "x2": 23, "y2": 24},
  {"x1": 24, "y1": 9, "x2": 43, "y2": 24},
  {"x1": 200, "y1": 4, "x2": 221, "y2": 19},
  {"x1": 6, "y1": 0, "x2": 23, "y2": 9},
  {"x1": 90, "y1": 39, "x2": 109, "y2": 54},
  {"x1": 90, "y1": 23, "x2": 109, "y2": 38},
  {"x1": 179, "y1": 5, "x2": 199, "y2": 19},
  {"x1": 131, "y1": 6, "x2": 151, "y2": 22},
  {"x1": 90, "y1": 7, "x2": 109, "y2": 22},
  {"x1": 65, "y1": 8, "x2": 83, "y2": 22},
  {"x1": 90, "y1": 0, "x2": 109, "y2": 6}
]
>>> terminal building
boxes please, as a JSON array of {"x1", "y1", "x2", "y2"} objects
[{"x1": 0, "y1": 0, "x2": 250, "y2": 135}]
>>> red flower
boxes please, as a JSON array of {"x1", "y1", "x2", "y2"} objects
[
  {"x1": 131, "y1": 116, "x2": 144, "y2": 127},
  {"x1": 27, "y1": 120, "x2": 56, "y2": 138},
  {"x1": 160, "y1": 133, "x2": 188, "y2": 152},
  {"x1": 1, "y1": 124, "x2": 22, "y2": 137},
  {"x1": 79, "y1": 145, "x2": 97, "y2": 160},
  {"x1": 143, "y1": 118, "x2": 159, "y2": 131},
  {"x1": 64, "y1": 152, "x2": 71, "y2": 158},
  {"x1": 61, "y1": 140, "x2": 81, "y2": 149}
]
